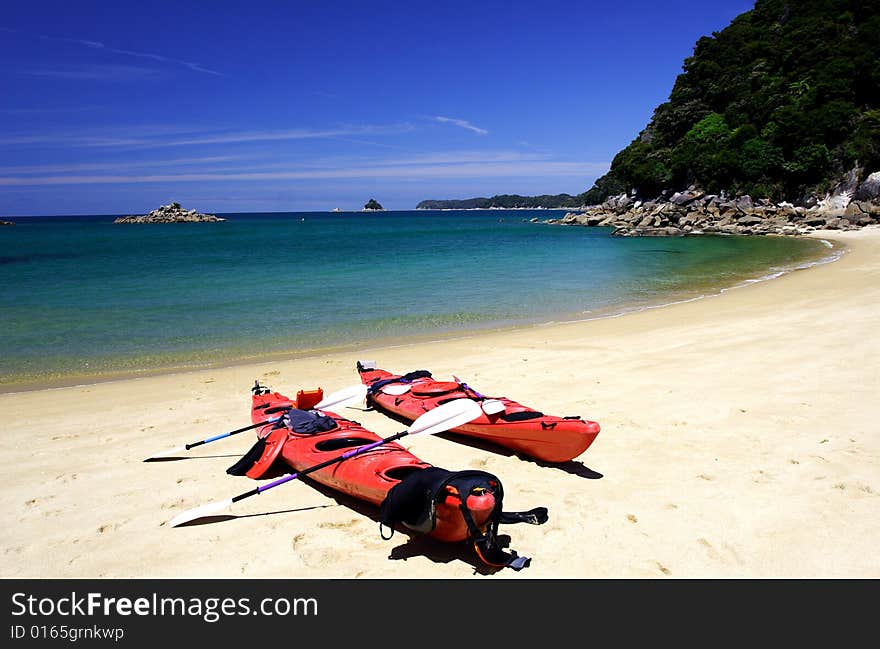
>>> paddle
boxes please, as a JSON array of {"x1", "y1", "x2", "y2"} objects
[
  {"x1": 168, "y1": 398, "x2": 483, "y2": 527},
  {"x1": 145, "y1": 384, "x2": 367, "y2": 461},
  {"x1": 378, "y1": 376, "x2": 505, "y2": 415}
]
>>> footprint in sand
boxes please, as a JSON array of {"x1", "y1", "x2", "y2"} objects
[
  {"x1": 655, "y1": 562, "x2": 671, "y2": 575},
  {"x1": 627, "y1": 514, "x2": 638, "y2": 523},
  {"x1": 833, "y1": 482, "x2": 875, "y2": 495},
  {"x1": 697, "y1": 474, "x2": 714, "y2": 481},
  {"x1": 698, "y1": 537, "x2": 720, "y2": 560},
  {"x1": 752, "y1": 470, "x2": 774, "y2": 484},
  {"x1": 291, "y1": 530, "x2": 358, "y2": 569},
  {"x1": 697, "y1": 538, "x2": 744, "y2": 565},
  {"x1": 317, "y1": 519, "x2": 361, "y2": 530},
  {"x1": 97, "y1": 523, "x2": 120, "y2": 534},
  {"x1": 665, "y1": 503, "x2": 678, "y2": 510}
]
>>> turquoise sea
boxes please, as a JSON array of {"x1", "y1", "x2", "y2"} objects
[{"x1": 0, "y1": 210, "x2": 834, "y2": 390}]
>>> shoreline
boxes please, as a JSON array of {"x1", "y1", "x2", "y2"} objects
[
  {"x1": 0, "y1": 234, "x2": 841, "y2": 395},
  {"x1": 1, "y1": 226, "x2": 877, "y2": 578}
]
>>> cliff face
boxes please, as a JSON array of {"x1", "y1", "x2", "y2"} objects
[{"x1": 581, "y1": 0, "x2": 880, "y2": 207}]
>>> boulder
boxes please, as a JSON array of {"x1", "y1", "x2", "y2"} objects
[
  {"x1": 853, "y1": 170, "x2": 880, "y2": 201},
  {"x1": 736, "y1": 214, "x2": 764, "y2": 226},
  {"x1": 670, "y1": 190, "x2": 703, "y2": 206},
  {"x1": 734, "y1": 195, "x2": 753, "y2": 212}
]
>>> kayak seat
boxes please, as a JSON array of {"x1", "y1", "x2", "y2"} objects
[
  {"x1": 314, "y1": 437, "x2": 375, "y2": 452},
  {"x1": 499, "y1": 411, "x2": 544, "y2": 422},
  {"x1": 412, "y1": 381, "x2": 462, "y2": 397}
]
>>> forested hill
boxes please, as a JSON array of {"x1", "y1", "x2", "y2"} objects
[
  {"x1": 416, "y1": 194, "x2": 581, "y2": 209},
  {"x1": 581, "y1": 0, "x2": 880, "y2": 205}
]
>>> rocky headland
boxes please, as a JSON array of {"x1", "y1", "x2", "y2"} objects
[
  {"x1": 544, "y1": 170, "x2": 880, "y2": 237},
  {"x1": 114, "y1": 203, "x2": 224, "y2": 224}
]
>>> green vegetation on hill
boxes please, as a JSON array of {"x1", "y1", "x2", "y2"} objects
[
  {"x1": 582, "y1": 0, "x2": 880, "y2": 204},
  {"x1": 419, "y1": 0, "x2": 878, "y2": 209},
  {"x1": 416, "y1": 194, "x2": 581, "y2": 210}
]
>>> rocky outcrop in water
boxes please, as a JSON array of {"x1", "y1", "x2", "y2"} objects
[
  {"x1": 545, "y1": 170, "x2": 880, "y2": 237},
  {"x1": 0, "y1": 220, "x2": 15, "y2": 226},
  {"x1": 114, "y1": 202, "x2": 225, "y2": 224}
]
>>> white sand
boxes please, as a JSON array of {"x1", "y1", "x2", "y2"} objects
[{"x1": 1, "y1": 227, "x2": 878, "y2": 578}]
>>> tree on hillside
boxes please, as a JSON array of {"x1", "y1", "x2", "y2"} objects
[{"x1": 581, "y1": 0, "x2": 880, "y2": 204}]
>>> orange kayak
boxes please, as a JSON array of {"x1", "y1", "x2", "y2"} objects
[
  {"x1": 241, "y1": 384, "x2": 497, "y2": 543},
  {"x1": 358, "y1": 363, "x2": 600, "y2": 463}
]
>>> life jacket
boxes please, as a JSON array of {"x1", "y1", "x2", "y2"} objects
[{"x1": 379, "y1": 466, "x2": 548, "y2": 571}]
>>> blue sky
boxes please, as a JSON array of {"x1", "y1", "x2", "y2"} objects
[{"x1": 0, "y1": 0, "x2": 754, "y2": 215}]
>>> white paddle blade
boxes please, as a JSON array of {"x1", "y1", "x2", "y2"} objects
[
  {"x1": 145, "y1": 445, "x2": 187, "y2": 460},
  {"x1": 168, "y1": 498, "x2": 233, "y2": 527},
  {"x1": 481, "y1": 399, "x2": 506, "y2": 415},
  {"x1": 407, "y1": 399, "x2": 483, "y2": 437},
  {"x1": 314, "y1": 384, "x2": 367, "y2": 411},
  {"x1": 381, "y1": 383, "x2": 412, "y2": 396}
]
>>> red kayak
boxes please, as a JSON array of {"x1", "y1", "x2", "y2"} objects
[
  {"x1": 357, "y1": 362, "x2": 600, "y2": 463},
  {"x1": 237, "y1": 384, "x2": 498, "y2": 544}
]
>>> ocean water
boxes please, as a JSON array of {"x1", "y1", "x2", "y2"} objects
[{"x1": 0, "y1": 210, "x2": 833, "y2": 389}]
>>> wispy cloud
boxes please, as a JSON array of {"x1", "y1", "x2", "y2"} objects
[
  {"x1": 19, "y1": 64, "x2": 168, "y2": 81},
  {"x1": 0, "y1": 105, "x2": 105, "y2": 115},
  {"x1": 68, "y1": 38, "x2": 223, "y2": 76},
  {"x1": 0, "y1": 156, "x2": 246, "y2": 175},
  {"x1": 2, "y1": 28, "x2": 222, "y2": 76},
  {"x1": 0, "y1": 123, "x2": 416, "y2": 149},
  {"x1": 435, "y1": 116, "x2": 489, "y2": 135},
  {"x1": 0, "y1": 157, "x2": 610, "y2": 186}
]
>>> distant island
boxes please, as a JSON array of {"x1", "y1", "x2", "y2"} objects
[
  {"x1": 363, "y1": 199, "x2": 384, "y2": 211},
  {"x1": 417, "y1": 194, "x2": 581, "y2": 210},
  {"x1": 114, "y1": 202, "x2": 225, "y2": 224}
]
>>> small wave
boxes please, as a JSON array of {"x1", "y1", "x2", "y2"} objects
[
  {"x1": 566, "y1": 241, "x2": 846, "y2": 324},
  {"x1": 720, "y1": 243, "x2": 843, "y2": 292}
]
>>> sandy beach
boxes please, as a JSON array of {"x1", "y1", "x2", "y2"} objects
[{"x1": 1, "y1": 227, "x2": 878, "y2": 579}]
